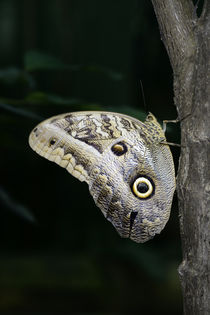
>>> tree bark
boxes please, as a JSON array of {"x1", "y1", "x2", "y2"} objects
[{"x1": 151, "y1": 1, "x2": 210, "y2": 314}]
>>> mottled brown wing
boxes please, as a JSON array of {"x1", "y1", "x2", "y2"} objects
[{"x1": 29, "y1": 111, "x2": 175, "y2": 243}]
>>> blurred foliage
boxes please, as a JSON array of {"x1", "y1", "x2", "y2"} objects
[
  {"x1": 25, "y1": 51, "x2": 124, "y2": 81},
  {"x1": 0, "y1": 0, "x2": 181, "y2": 314},
  {"x1": 0, "y1": 186, "x2": 36, "y2": 223}
]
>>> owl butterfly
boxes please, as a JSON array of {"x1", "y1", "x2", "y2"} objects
[{"x1": 29, "y1": 111, "x2": 175, "y2": 243}]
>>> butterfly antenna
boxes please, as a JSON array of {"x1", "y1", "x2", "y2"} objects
[{"x1": 138, "y1": 80, "x2": 148, "y2": 113}]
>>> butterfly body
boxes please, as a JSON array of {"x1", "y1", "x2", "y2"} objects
[{"x1": 29, "y1": 111, "x2": 175, "y2": 243}]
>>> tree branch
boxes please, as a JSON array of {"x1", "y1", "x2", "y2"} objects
[
  {"x1": 151, "y1": 1, "x2": 210, "y2": 314},
  {"x1": 201, "y1": 0, "x2": 210, "y2": 31},
  {"x1": 201, "y1": 0, "x2": 210, "y2": 20},
  {"x1": 151, "y1": 0, "x2": 196, "y2": 72}
]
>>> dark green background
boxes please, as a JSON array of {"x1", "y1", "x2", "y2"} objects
[{"x1": 0, "y1": 1, "x2": 182, "y2": 314}]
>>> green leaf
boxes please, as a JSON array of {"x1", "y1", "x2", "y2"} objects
[
  {"x1": 83, "y1": 64, "x2": 124, "y2": 80},
  {"x1": 24, "y1": 91, "x2": 102, "y2": 110},
  {"x1": 25, "y1": 91, "x2": 83, "y2": 106},
  {"x1": 24, "y1": 50, "x2": 124, "y2": 80},
  {"x1": 24, "y1": 51, "x2": 68, "y2": 71},
  {"x1": 0, "y1": 67, "x2": 35, "y2": 88},
  {"x1": 0, "y1": 102, "x2": 43, "y2": 121}
]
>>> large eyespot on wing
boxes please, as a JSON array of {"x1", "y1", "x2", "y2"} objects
[{"x1": 131, "y1": 175, "x2": 155, "y2": 199}]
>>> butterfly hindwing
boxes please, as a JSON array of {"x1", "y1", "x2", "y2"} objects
[{"x1": 29, "y1": 111, "x2": 176, "y2": 243}]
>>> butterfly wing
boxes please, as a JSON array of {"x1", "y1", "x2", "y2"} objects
[{"x1": 29, "y1": 111, "x2": 176, "y2": 243}]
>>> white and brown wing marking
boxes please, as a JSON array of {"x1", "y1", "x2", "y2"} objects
[{"x1": 29, "y1": 111, "x2": 176, "y2": 243}]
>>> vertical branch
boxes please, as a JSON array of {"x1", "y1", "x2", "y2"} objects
[
  {"x1": 151, "y1": 0, "x2": 196, "y2": 119},
  {"x1": 151, "y1": 1, "x2": 196, "y2": 71},
  {"x1": 151, "y1": 1, "x2": 210, "y2": 314}
]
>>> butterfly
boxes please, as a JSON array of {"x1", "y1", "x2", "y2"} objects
[{"x1": 29, "y1": 111, "x2": 176, "y2": 243}]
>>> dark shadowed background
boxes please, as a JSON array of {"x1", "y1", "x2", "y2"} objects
[{"x1": 0, "y1": 1, "x2": 182, "y2": 314}]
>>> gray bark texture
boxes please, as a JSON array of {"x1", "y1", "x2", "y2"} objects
[{"x1": 151, "y1": 1, "x2": 210, "y2": 314}]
